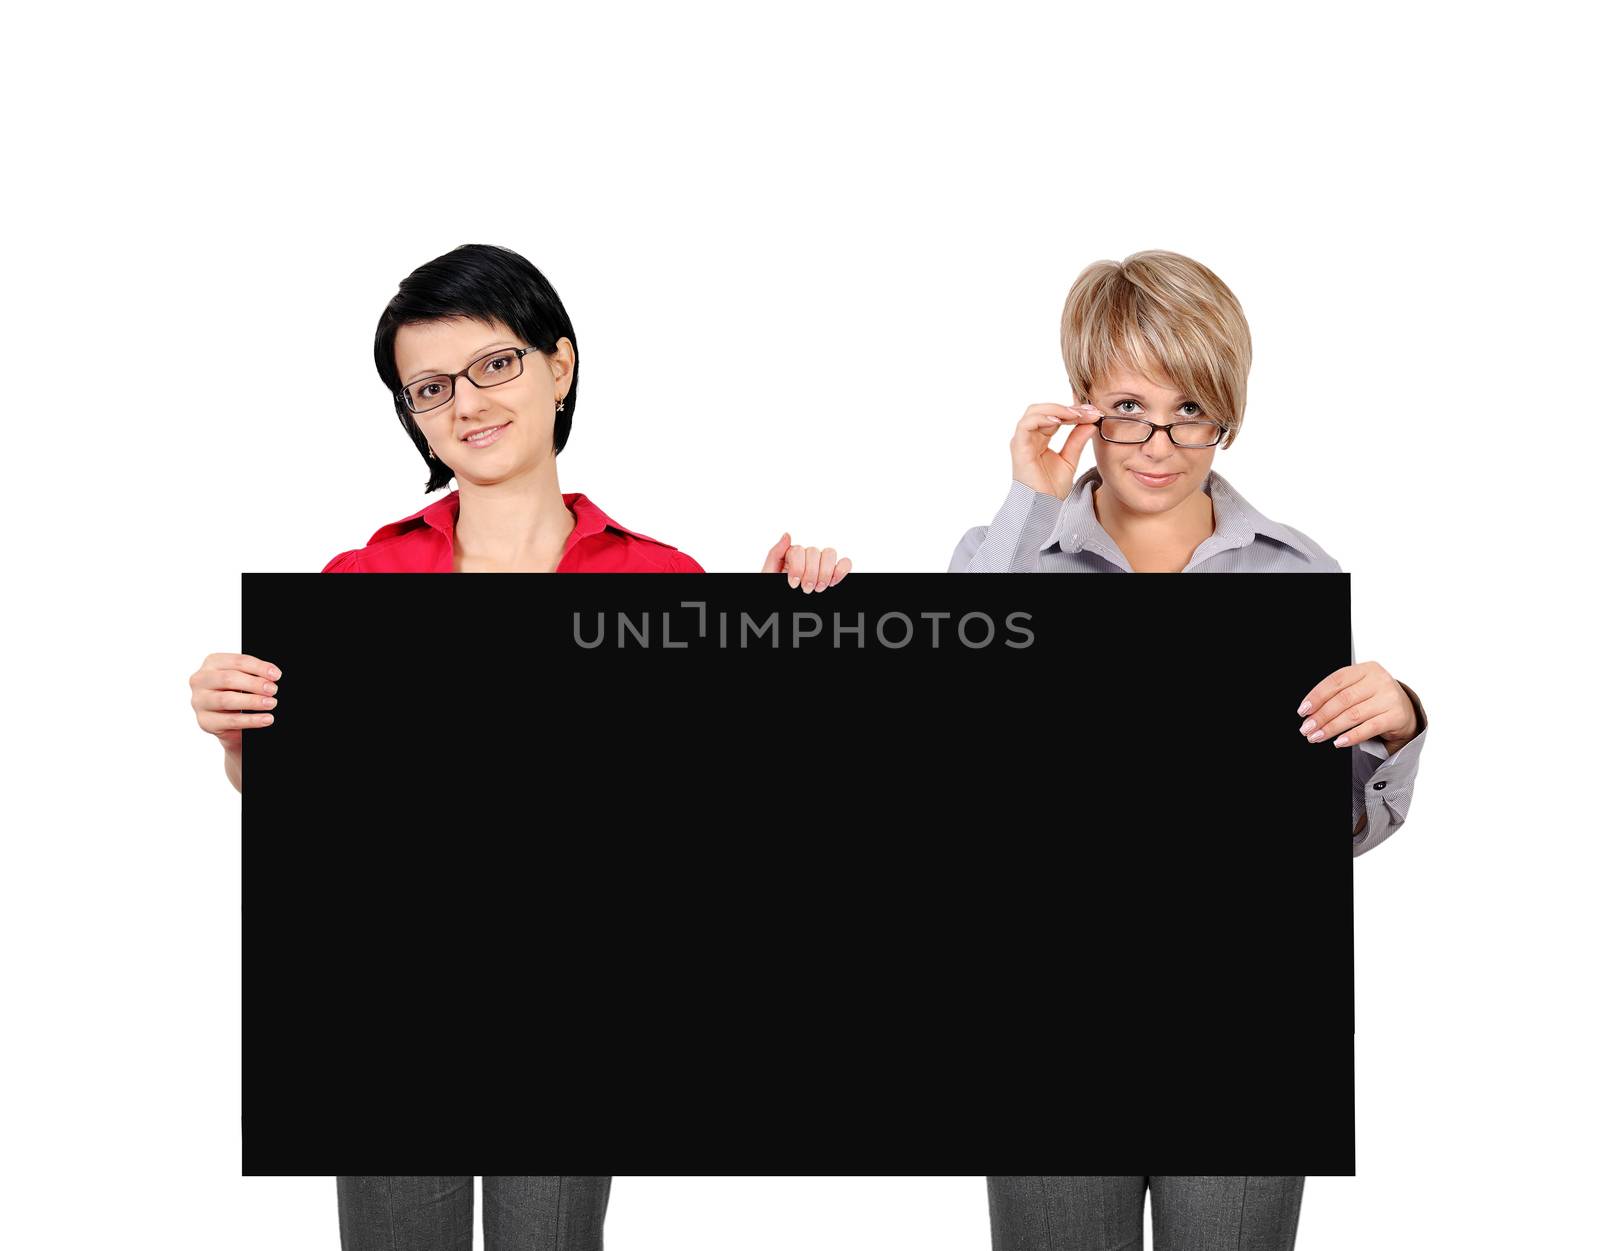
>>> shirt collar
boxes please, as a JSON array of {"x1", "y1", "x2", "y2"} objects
[
  {"x1": 365, "y1": 489, "x2": 661, "y2": 558},
  {"x1": 1043, "y1": 466, "x2": 1322, "y2": 565}
]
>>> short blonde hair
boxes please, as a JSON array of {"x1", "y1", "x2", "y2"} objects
[{"x1": 1061, "y1": 250, "x2": 1252, "y2": 448}]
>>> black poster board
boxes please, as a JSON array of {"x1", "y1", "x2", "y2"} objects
[{"x1": 242, "y1": 573, "x2": 1354, "y2": 1175}]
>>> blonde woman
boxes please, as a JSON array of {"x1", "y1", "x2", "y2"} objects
[{"x1": 952, "y1": 251, "x2": 1431, "y2": 1250}]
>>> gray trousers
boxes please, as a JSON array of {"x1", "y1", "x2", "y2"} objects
[
  {"x1": 335, "y1": 1176, "x2": 1299, "y2": 1250},
  {"x1": 336, "y1": 1177, "x2": 612, "y2": 1251},
  {"x1": 988, "y1": 1177, "x2": 1305, "y2": 1251}
]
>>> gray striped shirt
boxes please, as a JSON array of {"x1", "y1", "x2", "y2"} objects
[{"x1": 948, "y1": 467, "x2": 1428, "y2": 857}]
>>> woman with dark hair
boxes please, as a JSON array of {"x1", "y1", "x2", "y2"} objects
[
  {"x1": 342, "y1": 242, "x2": 848, "y2": 578},
  {"x1": 192, "y1": 244, "x2": 852, "y2": 796}
]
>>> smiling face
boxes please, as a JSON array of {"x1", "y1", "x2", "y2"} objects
[
  {"x1": 394, "y1": 316, "x2": 573, "y2": 488},
  {"x1": 1087, "y1": 363, "x2": 1222, "y2": 517}
]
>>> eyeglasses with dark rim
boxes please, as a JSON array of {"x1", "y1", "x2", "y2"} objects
[
  {"x1": 1093, "y1": 414, "x2": 1225, "y2": 448},
  {"x1": 398, "y1": 345, "x2": 540, "y2": 415}
]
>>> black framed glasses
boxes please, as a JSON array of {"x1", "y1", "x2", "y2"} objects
[
  {"x1": 398, "y1": 346, "x2": 539, "y2": 414},
  {"x1": 1094, "y1": 415, "x2": 1224, "y2": 448}
]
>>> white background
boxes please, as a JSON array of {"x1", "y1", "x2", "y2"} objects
[{"x1": 3, "y1": 1, "x2": 1595, "y2": 1247}]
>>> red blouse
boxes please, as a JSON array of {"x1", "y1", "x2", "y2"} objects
[{"x1": 321, "y1": 490, "x2": 706, "y2": 573}]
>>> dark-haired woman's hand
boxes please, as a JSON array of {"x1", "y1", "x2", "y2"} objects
[
  {"x1": 761, "y1": 533, "x2": 853, "y2": 594},
  {"x1": 1297, "y1": 660, "x2": 1419, "y2": 752},
  {"x1": 190, "y1": 652, "x2": 282, "y2": 793},
  {"x1": 1012, "y1": 403, "x2": 1101, "y2": 499}
]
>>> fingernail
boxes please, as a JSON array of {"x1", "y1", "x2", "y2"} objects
[
  {"x1": 1308, "y1": 730, "x2": 1326, "y2": 743},
  {"x1": 1299, "y1": 717, "x2": 1316, "y2": 734},
  {"x1": 260, "y1": 714, "x2": 273, "y2": 724},
  {"x1": 1297, "y1": 700, "x2": 1311, "y2": 715},
  {"x1": 264, "y1": 683, "x2": 277, "y2": 695},
  {"x1": 803, "y1": 582, "x2": 813, "y2": 593},
  {"x1": 264, "y1": 697, "x2": 277, "y2": 707},
  {"x1": 788, "y1": 575, "x2": 799, "y2": 588},
  {"x1": 270, "y1": 668, "x2": 282, "y2": 680},
  {"x1": 1333, "y1": 735, "x2": 1350, "y2": 747}
]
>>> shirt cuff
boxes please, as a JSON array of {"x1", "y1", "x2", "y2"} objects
[{"x1": 1352, "y1": 681, "x2": 1428, "y2": 856}]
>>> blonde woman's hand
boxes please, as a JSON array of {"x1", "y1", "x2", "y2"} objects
[
  {"x1": 191, "y1": 652, "x2": 281, "y2": 788},
  {"x1": 1297, "y1": 660, "x2": 1420, "y2": 751},
  {"x1": 760, "y1": 532, "x2": 853, "y2": 593},
  {"x1": 1011, "y1": 403, "x2": 1100, "y2": 500}
]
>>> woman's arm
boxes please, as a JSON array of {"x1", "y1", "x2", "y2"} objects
[
  {"x1": 1299, "y1": 628, "x2": 1430, "y2": 857},
  {"x1": 951, "y1": 405, "x2": 1095, "y2": 572},
  {"x1": 949, "y1": 481, "x2": 1064, "y2": 572},
  {"x1": 1351, "y1": 680, "x2": 1428, "y2": 856},
  {"x1": 191, "y1": 651, "x2": 279, "y2": 796}
]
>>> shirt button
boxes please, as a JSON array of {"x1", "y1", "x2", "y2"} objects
[{"x1": 1373, "y1": 780, "x2": 1387, "y2": 790}]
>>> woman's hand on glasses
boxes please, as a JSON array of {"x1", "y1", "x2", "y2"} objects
[
  {"x1": 761, "y1": 533, "x2": 852, "y2": 593},
  {"x1": 190, "y1": 652, "x2": 281, "y2": 793},
  {"x1": 1012, "y1": 403, "x2": 1101, "y2": 500}
]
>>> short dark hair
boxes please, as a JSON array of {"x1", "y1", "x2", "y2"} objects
[{"x1": 374, "y1": 244, "x2": 580, "y2": 493}]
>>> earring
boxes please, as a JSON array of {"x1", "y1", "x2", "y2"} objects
[
  {"x1": 427, "y1": 445, "x2": 436, "y2": 459},
  {"x1": 556, "y1": 399, "x2": 566, "y2": 413}
]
